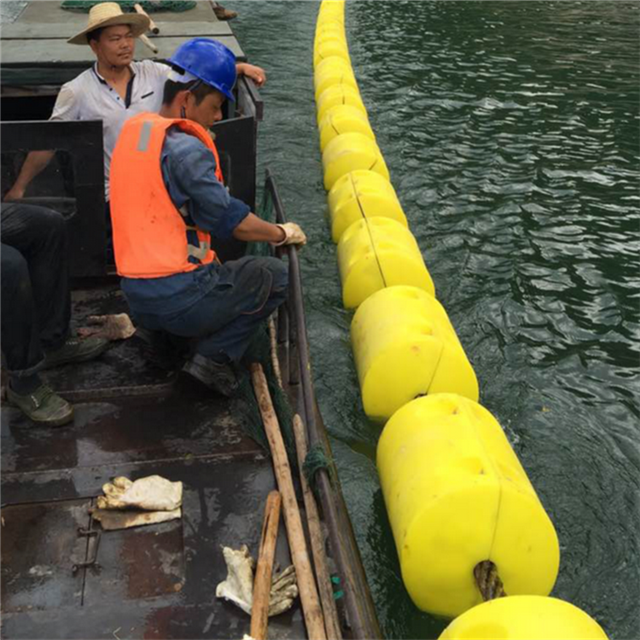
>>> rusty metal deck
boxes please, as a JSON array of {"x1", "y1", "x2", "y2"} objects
[{"x1": 1, "y1": 285, "x2": 305, "y2": 640}]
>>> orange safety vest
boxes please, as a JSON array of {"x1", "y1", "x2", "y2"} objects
[{"x1": 110, "y1": 112, "x2": 224, "y2": 278}]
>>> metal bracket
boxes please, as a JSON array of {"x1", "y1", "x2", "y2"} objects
[{"x1": 72, "y1": 526, "x2": 101, "y2": 574}]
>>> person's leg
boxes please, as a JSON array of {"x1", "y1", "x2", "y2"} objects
[
  {"x1": 194, "y1": 257, "x2": 288, "y2": 363},
  {"x1": 1, "y1": 203, "x2": 109, "y2": 369},
  {"x1": 1, "y1": 203, "x2": 70, "y2": 350},
  {"x1": 1, "y1": 243, "x2": 45, "y2": 378},
  {"x1": 147, "y1": 257, "x2": 288, "y2": 395},
  {"x1": 1, "y1": 243, "x2": 74, "y2": 426}
]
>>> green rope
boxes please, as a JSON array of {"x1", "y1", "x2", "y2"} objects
[
  {"x1": 303, "y1": 444, "x2": 333, "y2": 494},
  {"x1": 61, "y1": 1, "x2": 196, "y2": 13}
]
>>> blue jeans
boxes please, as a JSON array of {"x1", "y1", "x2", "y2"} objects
[
  {"x1": 129, "y1": 256, "x2": 288, "y2": 364},
  {"x1": 1, "y1": 203, "x2": 70, "y2": 376}
]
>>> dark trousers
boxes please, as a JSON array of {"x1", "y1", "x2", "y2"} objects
[
  {"x1": 1, "y1": 204, "x2": 70, "y2": 376},
  {"x1": 130, "y1": 256, "x2": 289, "y2": 364}
]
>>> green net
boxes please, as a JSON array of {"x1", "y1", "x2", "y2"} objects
[{"x1": 61, "y1": 1, "x2": 196, "y2": 13}]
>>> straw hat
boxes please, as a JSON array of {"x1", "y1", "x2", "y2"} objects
[{"x1": 68, "y1": 2, "x2": 150, "y2": 45}]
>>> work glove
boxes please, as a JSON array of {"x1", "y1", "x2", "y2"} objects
[
  {"x1": 96, "y1": 475, "x2": 183, "y2": 511},
  {"x1": 78, "y1": 313, "x2": 136, "y2": 341},
  {"x1": 216, "y1": 545, "x2": 299, "y2": 616},
  {"x1": 272, "y1": 223, "x2": 307, "y2": 247}
]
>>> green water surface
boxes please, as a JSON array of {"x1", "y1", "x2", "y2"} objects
[{"x1": 232, "y1": 2, "x2": 640, "y2": 638}]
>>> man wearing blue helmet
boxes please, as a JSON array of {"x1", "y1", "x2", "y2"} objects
[{"x1": 109, "y1": 38, "x2": 307, "y2": 396}]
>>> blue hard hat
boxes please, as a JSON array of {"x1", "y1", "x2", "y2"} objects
[{"x1": 168, "y1": 38, "x2": 237, "y2": 102}]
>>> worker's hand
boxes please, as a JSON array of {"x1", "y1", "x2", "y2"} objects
[
  {"x1": 272, "y1": 222, "x2": 307, "y2": 247},
  {"x1": 236, "y1": 62, "x2": 267, "y2": 87},
  {"x1": 3, "y1": 184, "x2": 25, "y2": 202}
]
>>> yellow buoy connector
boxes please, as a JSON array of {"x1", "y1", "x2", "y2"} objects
[
  {"x1": 316, "y1": 84, "x2": 367, "y2": 125},
  {"x1": 338, "y1": 217, "x2": 435, "y2": 308},
  {"x1": 351, "y1": 286, "x2": 478, "y2": 420},
  {"x1": 438, "y1": 595, "x2": 607, "y2": 639},
  {"x1": 319, "y1": 104, "x2": 375, "y2": 152},
  {"x1": 377, "y1": 394, "x2": 561, "y2": 618},
  {"x1": 328, "y1": 170, "x2": 407, "y2": 242},
  {"x1": 322, "y1": 132, "x2": 389, "y2": 191}
]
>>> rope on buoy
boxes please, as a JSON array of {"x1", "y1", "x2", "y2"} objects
[{"x1": 474, "y1": 560, "x2": 507, "y2": 601}]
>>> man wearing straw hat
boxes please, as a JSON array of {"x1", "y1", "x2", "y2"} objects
[{"x1": 4, "y1": 2, "x2": 266, "y2": 209}]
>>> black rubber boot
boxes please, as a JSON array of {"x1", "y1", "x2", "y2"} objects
[
  {"x1": 7, "y1": 384, "x2": 74, "y2": 427},
  {"x1": 182, "y1": 354, "x2": 239, "y2": 397},
  {"x1": 135, "y1": 328, "x2": 190, "y2": 371},
  {"x1": 42, "y1": 336, "x2": 109, "y2": 370}
]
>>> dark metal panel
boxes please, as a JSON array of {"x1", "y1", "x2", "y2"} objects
[
  {"x1": 209, "y1": 105, "x2": 258, "y2": 262},
  {"x1": 2, "y1": 457, "x2": 307, "y2": 640},
  {"x1": 0, "y1": 120, "x2": 106, "y2": 277},
  {"x1": 1, "y1": 500, "x2": 91, "y2": 613}
]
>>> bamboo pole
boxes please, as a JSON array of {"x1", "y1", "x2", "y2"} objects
[
  {"x1": 268, "y1": 316, "x2": 283, "y2": 389},
  {"x1": 251, "y1": 491, "x2": 281, "y2": 640},
  {"x1": 250, "y1": 363, "x2": 327, "y2": 640},
  {"x1": 139, "y1": 33, "x2": 158, "y2": 54},
  {"x1": 293, "y1": 414, "x2": 343, "y2": 640},
  {"x1": 134, "y1": 3, "x2": 160, "y2": 34}
]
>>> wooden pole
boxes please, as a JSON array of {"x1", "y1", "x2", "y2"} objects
[
  {"x1": 134, "y1": 3, "x2": 160, "y2": 34},
  {"x1": 138, "y1": 33, "x2": 158, "y2": 55},
  {"x1": 251, "y1": 491, "x2": 281, "y2": 640},
  {"x1": 268, "y1": 316, "x2": 284, "y2": 389},
  {"x1": 293, "y1": 414, "x2": 343, "y2": 640},
  {"x1": 250, "y1": 363, "x2": 327, "y2": 640}
]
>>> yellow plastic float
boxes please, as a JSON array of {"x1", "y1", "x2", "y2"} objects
[
  {"x1": 338, "y1": 217, "x2": 435, "y2": 308},
  {"x1": 319, "y1": 105, "x2": 374, "y2": 152},
  {"x1": 322, "y1": 132, "x2": 389, "y2": 190},
  {"x1": 439, "y1": 596, "x2": 608, "y2": 639},
  {"x1": 316, "y1": 84, "x2": 367, "y2": 125},
  {"x1": 328, "y1": 170, "x2": 407, "y2": 242},
  {"x1": 377, "y1": 393, "x2": 560, "y2": 617},
  {"x1": 351, "y1": 286, "x2": 478, "y2": 420},
  {"x1": 314, "y1": 40, "x2": 350, "y2": 68},
  {"x1": 314, "y1": 60, "x2": 358, "y2": 99},
  {"x1": 314, "y1": 33, "x2": 347, "y2": 57}
]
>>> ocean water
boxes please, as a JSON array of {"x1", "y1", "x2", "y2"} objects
[{"x1": 232, "y1": 2, "x2": 640, "y2": 637}]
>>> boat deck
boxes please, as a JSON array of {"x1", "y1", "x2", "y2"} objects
[{"x1": 1, "y1": 285, "x2": 306, "y2": 640}]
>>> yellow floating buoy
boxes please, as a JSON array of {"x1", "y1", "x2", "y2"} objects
[
  {"x1": 439, "y1": 596, "x2": 607, "y2": 639},
  {"x1": 338, "y1": 217, "x2": 435, "y2": 308},
  {"x1": 319, "y1": 105, "x2": 374, "y2": 152},
  {"x1": 314, "y1": 40, "x2": 350, "y2": 68},
  {"x1": 314, "y1": 68, "x2": 358, "y2": 100},
  {"x1": 316, "y1": 84, "x2": 366, "y2": 125},
  {"x1": 351, "y1": 286, "x2": 478, "y2": 420},
  {"x1": 314, "y1": 27, "x2": 346, "y2": 43},
  {"x1": 322, "y1": 132, "x2": 389, "y2": 191},
  {"x1": 314, "y1": 54, "x2": 352, "y2": 77},
  {"x1": 328, "y1": 170, "x2": 407, "y2": 242},
  {"x1": 377, "y1": 393, "x2": 560, "y2": 617}
]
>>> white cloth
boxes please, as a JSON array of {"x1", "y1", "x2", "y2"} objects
[{"x1": 51, "y1": 60, "x2": 171, "y2": 200}]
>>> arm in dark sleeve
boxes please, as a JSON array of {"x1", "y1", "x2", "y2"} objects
[{"x1": 161, "y1": 130, "x2": 250, "y2": 239}]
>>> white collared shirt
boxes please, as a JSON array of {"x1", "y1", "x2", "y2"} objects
[{"x1": 51, "y1": 60, "x2": 171, "y2": 200}]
